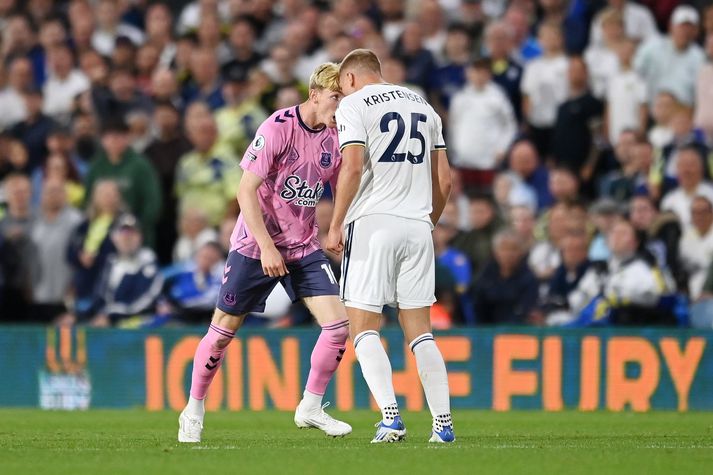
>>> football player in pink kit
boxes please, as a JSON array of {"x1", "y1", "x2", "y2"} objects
[{"x1": 178, "y1": 63, "x2": 351, "y2": 442}]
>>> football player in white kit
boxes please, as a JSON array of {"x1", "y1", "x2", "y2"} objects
[{"x1": 325, "y1": 49, "x2": 455, "y2": 443}]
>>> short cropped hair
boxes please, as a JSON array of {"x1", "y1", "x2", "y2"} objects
[
  {"x1": 309, "y1": 62, "x2": 340, "y2": 91},
  {"x1": 339, "y1": 48, "x2": 382, "y2": 76}
]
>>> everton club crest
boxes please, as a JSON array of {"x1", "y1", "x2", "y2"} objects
[{"x1": 320, "y1": 152, "x2": 332, "y2": 168}]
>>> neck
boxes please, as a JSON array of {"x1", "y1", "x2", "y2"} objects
[
  {"x1": 696, "y1": 223, "x2": 712, "y2": 235},
  {"x1": 297, "y1": 101, "x2": 325, "y2": 130},
  {"x1": 10, "y1": 206, "x2": 30, "y2": 218},
  {"x1": 107, "y1": 152, "x2": 124, "y2": 164}
]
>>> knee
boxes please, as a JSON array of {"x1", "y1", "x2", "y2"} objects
[
  {"x1": 212, "y1": 335, "x2": 233, "y2": 350},
  {"x1": 325, "y1": 323, "x2": 350, "y2": 346}
]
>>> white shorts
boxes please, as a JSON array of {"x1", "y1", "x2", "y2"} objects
[{"x1": 340, "y1": 214, "x2": 435, "y2": 312}]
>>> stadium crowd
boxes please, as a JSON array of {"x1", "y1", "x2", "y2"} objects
[{"x1": 0, "y1": 0, "x2": 713, "y2": 328}]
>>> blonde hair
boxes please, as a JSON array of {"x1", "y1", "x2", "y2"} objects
[
  {"x1": 338, "y1": 49, "x2": 382, "y2": 76},
  {"x1": 309, "y1": 62, "x2": 340, "y2": 91}
]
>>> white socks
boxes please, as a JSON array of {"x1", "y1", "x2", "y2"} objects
[
  {"x1": 300, "y1": 389, "x2": 323, "y2": 412},
  {"x1": 185, "y1": 395, "x2": 205, "y2": 419},
  {"x1": 410, "y1": 333, "x2": 452, "y2": 428},
  {"x1": 354, "y1": 330, "x2": 399, "y2": 421}
]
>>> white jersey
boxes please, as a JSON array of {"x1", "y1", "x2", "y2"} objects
[{"x1": 335, "y1": 83, "x2": 446, "y2": 225}]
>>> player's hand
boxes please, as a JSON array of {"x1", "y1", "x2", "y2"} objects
[
  {"x1": 326, "y1": 226, "x2": 344, "y2": 255},
  {"x1": 261, "y1": 245, "x2": 289, "y2": 277}
]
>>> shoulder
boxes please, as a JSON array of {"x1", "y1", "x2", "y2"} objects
[
  {"x1": 257, "y1": 107, "x2": 296, "y2": 137},
  {"x1": 137, "y1": 248, "x2": 159, "y2": 266}
]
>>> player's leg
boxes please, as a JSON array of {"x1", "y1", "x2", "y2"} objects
[
  {"x1": 179, "y1": 308, "x2": 247, "y2": 442},
  {"x1": 396, "y1": 219, "x2": 454, "y2": 443},
  {"x1": 294, "y1": 295, "x2": 351, "y2": 436},
  {"x1": 342, "y1": 216, "x2": 405, "y2": 443},
  {"x1": 398, "y1": 308, "x2": 454, "y2": 443},
  {"x1": 179, "y1": 251, "x2": 279, "y2": 443},
  {"x1": 289, "y1": 251, "x2": 351, "y2": 435}
]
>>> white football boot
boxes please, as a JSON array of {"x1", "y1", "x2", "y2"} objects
[
  {"x1": 178, "y1": 410, "x2": 203, "y2": 443},
  {"x1": 294, "y1": 401, "x2": 352, "y2": 437}
]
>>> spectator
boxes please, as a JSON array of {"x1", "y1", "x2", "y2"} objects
[
  {"x1": 661, "y1": 146, "x2": 713, "y2": 227},
  {"x1": 84, "y1": 119, "x2": 162, "y2": 247},
  {"x1": 214, "y1": 66, "x2": 268, "y2": 158},
  {"x1": 589, "y1": 0, "x2": 657, "y2": 47},
  {"x1": 472, "y1": 228, "x2": 539, "y2": 325},
  {"x1": 588, "y1": 198, "x2": 622, "y2": 262},
  {"x1": 541, "y1": 230, "x2": 592, "y2": 326},
  {"x1": 635, "y1": 5, "x2": 705, "y2": 107},
  {"x1": 183, "y1": 48, "x2": 225, "y2": 110},
  {"x1": 150, "y1": 68, "x2": 184, "y2": 111},
  {"x1": 430, "y1": 24, "x2": 470, "y2": 113},
  {"x1": 629, "y1": 194, "x2": 681, "y2": 276},
  {"x1": 0, "y1": 57, "x2": 32, "y2": 128},
  {"x1": 568, "y1": 219, "x2": 669, "y2": 325},
  {"x1": 521, "y1": 22, "x2": 568, "y2": 157},
  {"x1": 493, "y1": 171, "x2": 537, "y2": 213},
  {"x1": 145, "y1": 2, "x2": 177, "y2": 68},
  {"x1": 484, "y1": 21, "x2": 523, "y2": 121},
  {"x1": 93, "y1": 68, "x2": 153, "y2": 125},
  {"x1": 221, "y1": 16, "x2": 262, "y2": 82},
  {"x1": 30, "y1": 177, "x2": 82, "y2": 322},
  {"x1": 88, "y1": 214, "x2": 163, "y2": 327},
  {"x1": 648, "y1": 91, "x2": 679, "y2": 149},
  {"x1": 10, "y1": 88, "x2": 55, "y2": 172},
  {"x1": 177, "y1": 0, "x2": 231, "y2": 36},
  {"x1": 173, "y1": 207, "x2": 219, "y2": 263},
  {"x1": 31, "y1": 152, "x2": 85, "y2": 209},
  {"x1": 91, "y1": 0, "x2": 145, "y2": 56},
  {"x1": 658, "y1": 107, "x2": 709, "y2": 181},
  {"x1": 2, "y1": 13, "x2": 43, "y2": 85},
  {"x1": 509, "y1": 204, "x2": 537, "y2": 251},
  {"x1": 0, "y1": 174, "x2": 37, "y2": 320},
  {"x1": 433, "y1": 216, "x2": 474, "y2": 325},
  {"x1": 449, "y1": 57, "x2": 517, "y2": 189},
  {"x1": 43, "y1": 45, "x2": 89, "y2": 123},
  {"x1": 508, "y1": 139, "x2": 553, "y2": 211},
  {"x1": 164, "y1": 241, "x2": 224, "y2": 324},
  {"x1": 452, "y1": 194, "x2": 503, "y2": 275},
  {"x1": 694, "y1": 34, "x2": 713, "y2": 142},
  {"x1": 144, "y1": 101, "x2": 193, "y2": 265},
  {"x1": 67, "y1": 179, "x2": 122, "y2": 317},
  {"x1": 529, "y1": 202, "x2": 569, "y2": 282},
  {"x1": 392, "y1": 21, "x2": 436, "y2": 91},
  {"x1": 551, "y1": 56, "x2": 604, "y2": 178},
  {"x1": 175, "y1": 103, "x2": 241, "y2": 227},
  {"x1": 679, "y1": 196, "x2": 713, "y2": 299},
  {"x1": 503, "y1": 4, "x2": 542, "y2": 63},
  {"x1": 605, "y1": 38, "x2": 648, "y2": 144},
  {"x1": 584, "y1": 7, "x2": 624, "y2": 99},
  {"x1": 0, "y1": 136, "x2": 30, "y2": 180},
  {"x1": 548, "y1": 167, "x2": 580, "y2": 204}
]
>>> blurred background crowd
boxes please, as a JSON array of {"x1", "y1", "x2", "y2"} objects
[{"x1": 1, "y1": 0, "x2": 713, "y2": 329}]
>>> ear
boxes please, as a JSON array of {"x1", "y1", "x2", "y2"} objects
[{"x1": 308, "y1": 88, "x2": 319, "y2": 102}]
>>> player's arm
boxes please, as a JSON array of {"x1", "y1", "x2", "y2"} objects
[
  {"x1": 236, "y1": 170, "x2": 288, "y2": 277},
  {"x1": 430, "y1": 148, "x2": 452, "y2": 226},
  {"x1": 327, "y1": 145, "x2": 364, "y2": 254}
]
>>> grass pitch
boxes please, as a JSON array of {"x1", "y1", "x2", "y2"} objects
[{"x1": 1, "y1": 409, "x2": 712, "y2": 475}]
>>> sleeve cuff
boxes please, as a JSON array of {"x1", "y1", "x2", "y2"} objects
[{"x1": 339, "y1": 140, "x2": 366, "y2": 151}]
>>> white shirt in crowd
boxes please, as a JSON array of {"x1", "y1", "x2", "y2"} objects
[
  {"x1": 569, "y1": 255, "x2": 663, "y2": 317},
  {"x1": 521, "y1": 54, "x2": 569, "y2": 127},
  {"x1": 589, "y1": 1, "x2": 658, "y2": 47},
  {"x1": 449, "y1": 82, "x2": 517, "y2": 170},
  {"x1": 648, "y1": 125, "x2": 675, "y2": 150},
  {"x1": 0, "y1": 87, "x2": 27, "y2": 128},
  {"x1": 91, "y1": 24, "x2": 145, "y2": 56},
  {"x1": 606, "y1": 69, "x2": 647, "y2": 143},
  {"x1": 42, "y1": 70, "x2": 90, "y2": 120},
  {"x1": 634, "y1": 36, "x2": 705, "y2": 106},
  {"x1": 584, "y1": 45, "x2": 620, "y2": 99},
  {"x1": 661, "y1": 184, "x2": 713, "y2": 227},
  {"x1": 679, "y1": 224, "x2": 713, "y2": 299}
]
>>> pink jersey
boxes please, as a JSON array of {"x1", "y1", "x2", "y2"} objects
[{"x1": 230, "y1": 106, "x2": 341, "y2": 262}]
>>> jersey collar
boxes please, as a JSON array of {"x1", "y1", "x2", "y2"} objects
[{"x1": 296, "y1": 105, "x2": 326, "y2": 134}]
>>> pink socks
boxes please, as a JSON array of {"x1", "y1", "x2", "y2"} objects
[
  {"x1": 189, "y1": 323, "x2": 235, "y2": 400},
  {"x1": 305, "y1": 319, "x2": 349, "y2": 396}
]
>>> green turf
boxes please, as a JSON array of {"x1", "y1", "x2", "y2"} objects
[{"x1": 1, "y1": 409, "x2": 712, "y2": 475}]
